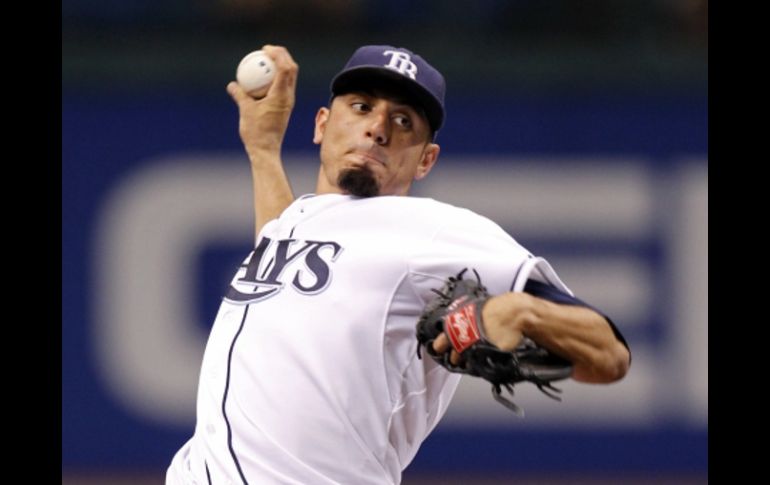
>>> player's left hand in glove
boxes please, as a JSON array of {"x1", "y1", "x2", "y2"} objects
[{"x1": 415, "y1": 268, "x2": 573, "y2": 416}]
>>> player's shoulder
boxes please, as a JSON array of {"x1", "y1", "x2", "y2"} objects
[
  {"x1": 357, "y1": 195, "x2": 469, "y2": 215},
  {"x1": 364, "y1": 196, "x2": 507, "y2": 234}
]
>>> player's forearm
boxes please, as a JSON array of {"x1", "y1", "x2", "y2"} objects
[
  {"x1": 487, "y1": 293, "x2": 630, "y2": 384},
  {"x1": 524, "y1": 297, "x2": 629, "y2": 383},
  {"x1": 226, "y1": 46, "x2": 299, "y2": 238},
  {"x1": 249, "y1": 149, "x2": 295, "y2": 236}
]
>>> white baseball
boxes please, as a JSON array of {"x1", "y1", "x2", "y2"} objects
[{"x1": 236, "y1": 50, "x2": 276, "y2": 98}]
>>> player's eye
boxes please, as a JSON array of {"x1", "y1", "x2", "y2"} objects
[
  {"x1": 351, "y1": 102, "x2": 371, "y2": 113},
  {"x1": 393, "y1": 114, "x2": 412, "y2": 129}
]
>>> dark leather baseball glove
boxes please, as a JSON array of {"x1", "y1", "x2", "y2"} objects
[{"x1": 415, "y1": 268, "x2": 573, "y2": 416}]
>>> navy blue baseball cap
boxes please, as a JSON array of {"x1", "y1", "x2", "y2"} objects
[{"x1": 330, "y1": 45, "x2": 446, "y2": 134}]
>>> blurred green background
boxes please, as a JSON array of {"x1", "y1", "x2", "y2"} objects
[{"x1": 64, "y1": 0, "x2": 706, "y2": 93}]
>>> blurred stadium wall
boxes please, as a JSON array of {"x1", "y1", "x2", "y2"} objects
[{"x1": 63, "y1": 1, "x2": 707, "y2": 483}]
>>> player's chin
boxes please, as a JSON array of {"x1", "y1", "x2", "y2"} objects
[{"x1": 338, "y1": 165, "x2": 380, "y2": 198}]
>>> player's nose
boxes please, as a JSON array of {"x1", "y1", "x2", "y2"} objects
[{"x1": 366, "y1": 110, "x2": 390, "y2": 145}]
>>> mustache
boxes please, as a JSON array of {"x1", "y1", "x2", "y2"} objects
[{"x1": 348, "y1": 145, "x2": 387, "y2": 164}]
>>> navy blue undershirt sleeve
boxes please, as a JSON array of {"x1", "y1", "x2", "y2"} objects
[{"x1": 523, "y1": 279, "x2": 630, "y2": 354}]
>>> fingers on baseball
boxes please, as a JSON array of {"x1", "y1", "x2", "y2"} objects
[
  {"x1": 261, "y1": 45, "x2": 299, "y2": 96},
  {"x1": 226, "y1": 81, "x2": 250, "y2": 105}
]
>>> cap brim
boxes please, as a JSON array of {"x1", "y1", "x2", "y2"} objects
[{"x1": 331, "y1": 66, "x2": 444, "y2": 133}]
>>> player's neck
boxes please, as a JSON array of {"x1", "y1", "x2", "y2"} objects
[{"x1": 315, "y1": 173, "x2": 344, "y2": 196}]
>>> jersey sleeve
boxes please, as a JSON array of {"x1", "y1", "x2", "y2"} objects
[{"x1": 406, "y1": 209, "x2": 572, "y2": 303}]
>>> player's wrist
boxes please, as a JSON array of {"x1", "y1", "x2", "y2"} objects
[
  {"x1": 247, "y1": 146, "x2": 284, "y2": 167},
  {"x1": 515, "y1": 293, "x2": 552, "y2": 336},
  {"x1": 242, "y1": 127, "x2": 288, "y2": 156},
  {"x1": 502, "y1": 292, "x2": 546, "y2": 336},
  {"x1": 482, "y1": 293, "x2": 533, "y2": 349}
]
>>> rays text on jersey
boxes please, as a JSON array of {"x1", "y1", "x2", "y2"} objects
[{"x1": 225, "y1": 237, "x2": 343, "y2": 304}]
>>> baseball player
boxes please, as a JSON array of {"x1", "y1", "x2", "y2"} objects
[{"x1": 166, "y1": 45, "x2": 630, "y2": 485}]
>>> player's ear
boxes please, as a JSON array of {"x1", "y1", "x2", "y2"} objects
[
  {"x1": 414, "y1": 143, "x2": 440, "y2": 181},
  {"x1": 313, "y1": 107, "x2": 330, "y2": 145}
]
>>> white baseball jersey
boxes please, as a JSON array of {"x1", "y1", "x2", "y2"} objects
[{"x1": 167, "y1": 193, "x2": 571, "y2": 485}]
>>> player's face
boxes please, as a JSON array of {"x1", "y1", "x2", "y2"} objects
[{"x1": 313, "y1": 91, "x2": 440, "y2": 197}]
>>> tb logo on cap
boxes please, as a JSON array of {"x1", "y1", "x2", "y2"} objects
[{"x1": 383, "y1": 50, "x2": 417, "y2": 79}]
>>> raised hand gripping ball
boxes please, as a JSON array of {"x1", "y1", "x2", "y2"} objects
[{"x1": 236, "y1": 50, "x2": 276, "y2": 98}]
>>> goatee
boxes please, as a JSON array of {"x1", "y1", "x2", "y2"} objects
[{"x1": 337, "y1": 165, "x2": 380, "y2": 198}]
